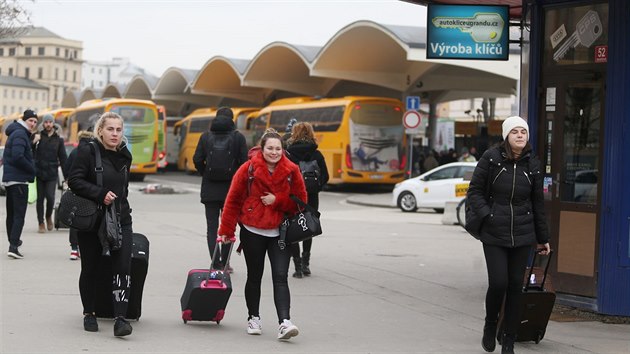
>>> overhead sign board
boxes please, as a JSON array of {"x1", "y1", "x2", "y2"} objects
[{"x1": 427, "y1": 4, "x2": 509, "y2": 61}]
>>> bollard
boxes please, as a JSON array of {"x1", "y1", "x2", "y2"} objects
[{"x1": 441, "y1": 201, "x2": 460, "y2": 225}]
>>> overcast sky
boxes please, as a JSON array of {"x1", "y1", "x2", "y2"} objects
[{"x1": 24, "y1": 0, "x2": 428, "y2": 77}]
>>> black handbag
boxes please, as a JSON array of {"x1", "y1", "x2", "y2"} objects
[
  {"x1": 278, "y1": 195, "x2": 322, "y2": 250},
  {"x1": 58, "y1": 142, "x2": 103, "y2": 232}
]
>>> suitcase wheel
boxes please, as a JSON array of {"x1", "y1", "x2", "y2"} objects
[
  {"x1": 183, "y1": 319, "x2": 187, "y2": 324},
  {"x1": 535, "y1": 330, "x2": 545, "y2": 344},
  {"x1": 216, "y1": 320, "x2": 221, "y2": 325}
]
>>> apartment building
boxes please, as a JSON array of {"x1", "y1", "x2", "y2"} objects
[
  {"x1": 0, "y1": 27, "x2": 83, "y2": 111},
  {"x1": 0, "y1": 75, "x2": 48, "y2": 116}
]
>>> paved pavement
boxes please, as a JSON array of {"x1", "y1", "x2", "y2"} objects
[{"x1": 1, "y1": 181, "x2": 629, "y2": 353}]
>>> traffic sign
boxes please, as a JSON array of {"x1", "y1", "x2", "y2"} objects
[
  {"x1": 406, "y1": 96, "x2": 420, "y2": 111},
  {"x1": 403, "y1": 110, "x2": 422, "y2": 129}
]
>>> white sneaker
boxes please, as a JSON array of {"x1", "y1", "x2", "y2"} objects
[
  {"x1": 277, "y1": 319, "x2": 299, "y2": 340},
  {"x1": 247, "y1": 316, "x2": 262, "y2": 335}
]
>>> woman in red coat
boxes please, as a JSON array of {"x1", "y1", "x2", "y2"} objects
[{"x1": 218, "y1": 128, "x2": 307, "y2": 341}]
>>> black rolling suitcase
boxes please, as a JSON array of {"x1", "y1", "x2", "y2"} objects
[
  {"x1": 497, "y1": 250, "x2": 555, "y2": 344},
  {"x1": 95, "y1": 233, "x2": 150, "y2": 320},
  {"x1": 180, "y1": 243, "x2": 233, "y2": 324}
]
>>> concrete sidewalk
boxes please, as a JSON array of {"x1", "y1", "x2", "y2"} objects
[{"x1": 1, "y1": 186, "x2": 628, "y2": 353}]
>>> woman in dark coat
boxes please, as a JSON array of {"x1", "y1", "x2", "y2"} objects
[
  {"x1": 466, "y1": 116, "x2": 551, "y2": 354},
  {"x1": 68, "y1": 112, "x2": 134, "y2": 337},
  {"x1": 285, "y1": 122, "x2": 329, "y2": 278}
]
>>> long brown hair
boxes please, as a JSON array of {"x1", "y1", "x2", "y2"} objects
[{"x1": 287, "y1": 122, "x2": 315, "y2": 145}]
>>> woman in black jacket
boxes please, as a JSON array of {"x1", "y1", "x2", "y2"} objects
[
  {"x1": 68, "y1": 112, "x2": 134, "y2": 337},
  {"x1": 285, "y1": 122, "x2": 329, "y2": 278},
  {"x1": 466, "y1": 116, "x2": 550, "y2": 354}
]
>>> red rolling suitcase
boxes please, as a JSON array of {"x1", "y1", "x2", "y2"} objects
[
  {"x1": 497, "y1": 250, "x2": 555, "y2": 344},
  {"x1": 180, "y1": 243, "x2": 233, "y2": 324}
]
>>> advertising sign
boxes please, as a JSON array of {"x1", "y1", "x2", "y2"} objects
[{"x1": 427, "y1": 4, "x2": 509, "y2": 60}]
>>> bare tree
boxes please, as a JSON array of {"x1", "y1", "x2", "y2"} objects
[{"x1": 0, "y1": 0, "x2": 32, "y2": 39}]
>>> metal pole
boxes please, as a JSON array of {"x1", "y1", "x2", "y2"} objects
[{"x1": 408, "y1": 134, "x2": 414, "y2": 178}]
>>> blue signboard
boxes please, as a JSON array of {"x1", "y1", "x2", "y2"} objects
[
  {"x1": 427, "y1": 4, "x2": 509, "y2": 60},
  {"x1": 406, "y1": 96, "x2": 420, "y2": 111}
]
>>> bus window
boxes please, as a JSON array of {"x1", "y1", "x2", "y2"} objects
[
  {"x1": 189, "y1": 117, "x2": 213, "y2": 133},
  {"x1": 235, "y1": 112, "x2": 249, "y2": 130},
  {"x1": 250, "y1": 113, "x2": 268, "y2": 145},
  {"x1": 269, "y1": 106, "x2": 344, "y2": 132},
  {"x1": 70, "y1": 108, "x2": 104, "y2": 133}
]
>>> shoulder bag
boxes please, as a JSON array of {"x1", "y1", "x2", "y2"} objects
[
  {"x1": 58, "y1": 142, "x2": 104, "y2": 232},
  {"x1": 278, "y1": 195, "x2": 322, "y2": 250}
]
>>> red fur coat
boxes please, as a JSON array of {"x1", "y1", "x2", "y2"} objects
[{"x1": 218, "y1": 150, "x2": 307, "y2": 238}]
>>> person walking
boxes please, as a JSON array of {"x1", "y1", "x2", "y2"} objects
[
  {"x1": 285, "y1": 122, "x2": 329, "y2": 278},
  {"x1": 68, "y1": 112, "x2": 134, "y2": 337},
  {"x1": 34, "y1": 114, "x2": 68, "y2": 233},
  {"x1": 193, "y1": 107, "x2": 248, "y2": 270},
  {"x1": 466, "y1": 116, "x2": 551, "y2": 354},
  {"x1": 2, "y1": 109, "x2": 39, "y2": 259},
  {"x1": 458, "y1": 147, "x2": 477, "y2": 162},
  {"x1": 218, "y1": 128, "x2": 307, "y2": 341},
  {"x1": 64, "y1": 130, "x2": 94, "y2": 260}
]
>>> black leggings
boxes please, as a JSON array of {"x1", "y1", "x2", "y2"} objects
[
  {"x1": 240, "y1": 226, "x2": 291, "y2": 323},
  {"x1": 36, "y1": 178, "x2": 57, "y2": 223},
  {"x1": 290, "y1": 193, "x2": 318, "y2": 258},
  {"x1": 483, "y1": 244, "x2": 531, "y2": 335},
  {"x1": 77, "y1": 224, "x2": 132, "y2": 317}
]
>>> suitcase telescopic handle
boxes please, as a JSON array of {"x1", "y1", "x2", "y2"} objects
[
  {"x1": 525, "y1": 249, "x2": 553, "y2": 292},
  {"x1": 205, "y1": 242, "x2": 234, "y2": 284}
]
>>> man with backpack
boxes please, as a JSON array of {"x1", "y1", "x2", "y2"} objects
[{"x1": 193, "y1": 107, "x2": 248, "y2": 270}]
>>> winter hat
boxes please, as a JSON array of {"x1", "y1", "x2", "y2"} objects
[
  {"x1": 502, "y1": 116, "x2": 529, "y2": 141},
  {"x1": 42, "y1": 114, "x2": 54, "y2": 123},
  {"x1": 23, "y1": 109, "x2": 38, "y2": 120}
]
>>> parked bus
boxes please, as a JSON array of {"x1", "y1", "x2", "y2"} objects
[
  {"x1": 233, "y1": 108, "x2": 260, "y2": 148},
  {"x1": 173, "y1": 107, "x2": 259, "y2": 172},
  {"x1": 259, "y1": 96, "x2": 406, "y2": 184},
  {"x1": 67, "y1": 98, "x2": 159, "y2": 180},
  {"x1": 157, "y1": 105, "x2": 168, "y2": 170}
]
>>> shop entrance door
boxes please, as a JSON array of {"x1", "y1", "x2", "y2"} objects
[{"x1": 540, "y1": 72, "x2": 604, "y2": 297}]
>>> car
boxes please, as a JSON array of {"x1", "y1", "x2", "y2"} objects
[{"x1": 392, "y1": 161, "x2": 477, "y2": 213}]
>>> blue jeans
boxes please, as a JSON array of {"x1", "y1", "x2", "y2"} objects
[{"x1": 6, "y1": 184, "x2": 29, "y2": 249}]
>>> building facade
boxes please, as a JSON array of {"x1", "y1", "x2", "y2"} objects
[
  {"x1": 82, "y1": 57, "x2": 157, "y2": 91},
  {"x1": 0, "y1": 75, "x2": 49, "y2": 116},
  {"x1": 0, "y1": 27, "x2": 83, "y2": 111}
]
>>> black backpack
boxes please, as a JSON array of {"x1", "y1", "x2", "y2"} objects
[
  {"x1": 299, "y1": 160, "x2": 321, "y2": 194},
  {"x1": 205, "y1": 131, "x2": 236, "y2": 181}
]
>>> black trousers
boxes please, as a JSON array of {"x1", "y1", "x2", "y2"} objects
[
  {"x1": 290, "y1": 193, "x2": 318, "y2": 258},
  {"x1": 77, "y1": 224, "x2": 132, "y2": 317},
  {"x1": 204, "y1": 202, "x2": 230, "y2": 268},
  {"x1": 36, "y1": 178, "x2": 57, "y2": 224},
  {"x1": 69, "y1": 228, "x2": 78, "y2": 250},
  {"x1": 5, "y1": 184, "x2": 29, "y2": 248},
  {"x1": 483, "y1": 244, "x2": 532, "y2": 335},
  {"x1": 240, "y1": 226, "x2": 291, "y2": 323}
]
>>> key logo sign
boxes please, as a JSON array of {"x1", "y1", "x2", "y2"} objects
[{"x1": 427, "y1": 4, "x2": 509, "y2": 60}]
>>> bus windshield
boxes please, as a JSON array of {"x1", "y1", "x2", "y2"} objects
[
  {"x1": 348, "y1": 103, "x2": 403, "y2": 173},
  {"x1": 269, "y1": 106, "x2": 344, "y2": 132}
]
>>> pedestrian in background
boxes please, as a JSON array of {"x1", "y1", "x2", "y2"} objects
[
  {"x1": 466, "y1": 116, "x2": 551, "y2": 354},
  {"x1": 193, "y1": 106, "x2": 248, "y2": 270},
  {"x1": 218, "y1": 128, "x2": 307, "y2": 341},
  {"x1": 34, "y1": 114, "x2": 68, "y2": 233},
  {"x1": 423, "y1": 149, "x2": 439, "y2": 172},
  {"x1": 281, "y1": 117, "x2": 297, "y2": 147},
  {"x1": 285, "y1": 122, "x2": 328, "y2": 278},
  {"x1": 2, "y1": 109, "x2": 38, "y2": 259},
  {"x1": 64, "y1": 130, "x2": 94, "y2": 260},
  {"x1": 68, "y1": 112, "x2": 134, "y2": 337},
  {"x1": 458, "y1": 147, "x2": 477, "y2": 162}
]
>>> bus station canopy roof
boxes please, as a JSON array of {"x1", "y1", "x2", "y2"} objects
[{"x1": 66, "y1": 19, "x2": 520, "y2": 116}]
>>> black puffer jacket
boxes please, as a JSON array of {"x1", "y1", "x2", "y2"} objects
[
  {"x1": 34, "y1": 127, "x2": 68, "y2": 181},
  {"x1": 286, "y1": 140, "x2": 329, "y2": 193},
  {"x1": 467, "y1": 145, "x2": 549, "y2": 247},
  {"x1": 192, "y1": 115, "x2": 248, "y2": 203},
  {"x1": 68, "y1": 141, "x2": 133, "y2": 225}
]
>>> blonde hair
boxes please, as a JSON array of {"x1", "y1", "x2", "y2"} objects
[
  {"x1": 287, "y1": 122, "x2": 315, "y2": 145},
  {"x1": 94, "y1": 112, "x2": 125, "y2": 149}
]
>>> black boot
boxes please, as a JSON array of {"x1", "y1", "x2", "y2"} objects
[
  {"x1": 481, "y1": 320, "x2": 497, "y2": 352},
  {"x1": 302, "y1": 252, "x2": 311, "y2": 276},
  {"x1": 501, "y1": 333, "x2": 515, "y2": 354},
  {"x1": 292, "y1": 257, "x2": 303, "y2": 278}
]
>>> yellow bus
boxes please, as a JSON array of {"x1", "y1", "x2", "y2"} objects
[
  {"x1": 67, "y1": 98, "x2": 159, "y2": 180},
  {"x1": 259, "y1": 96, "x2": 406, "y2": 184},
  {"x1": 157, "y1": 105, "x2": 168, "y2": 169},
  {"x1": 174, "y1": 107, "x2": 259, "y2": 172}
]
